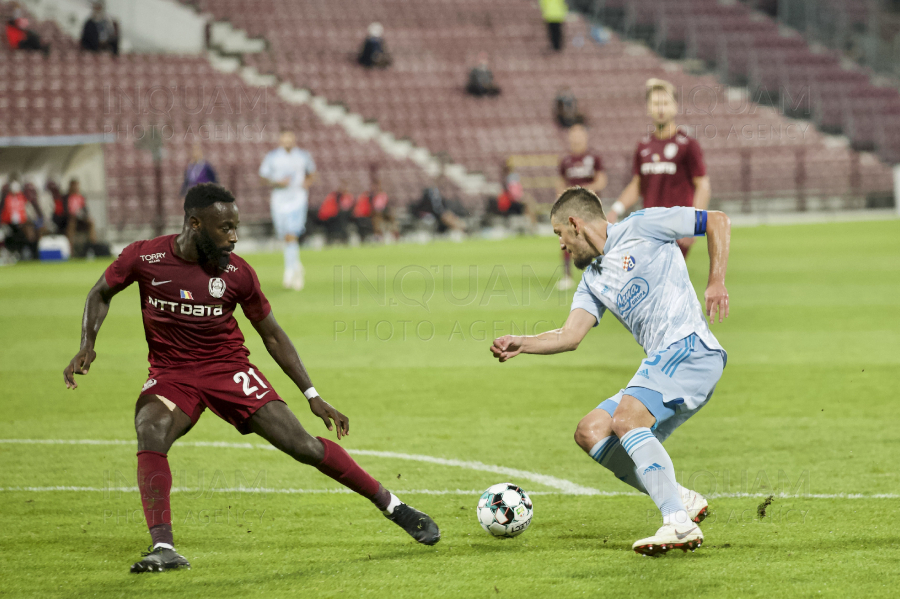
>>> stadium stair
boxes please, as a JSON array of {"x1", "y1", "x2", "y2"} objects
[
  {"x1": 177, "y1": 0, "x2": 894, "y2": 211},
  {"x1": 1, "y1": 1, "x2": 466, "y2": 236}
]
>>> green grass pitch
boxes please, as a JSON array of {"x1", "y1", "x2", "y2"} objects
[{"x1": 1, "y1": 219, "x2": 898, "y2": 598}]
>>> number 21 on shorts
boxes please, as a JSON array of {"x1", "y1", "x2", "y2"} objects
[{"x1": 233, "y1": 368, "x2": 270, "y2": 399}]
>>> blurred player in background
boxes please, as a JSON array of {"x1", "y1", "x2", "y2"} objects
[
  {"x1": 63, "y1": 183, "x2": 441, "y2": 573},
  {"x1": 556, "y1": 124, "x2": 606, "y2": 289},
  {"x1": 259, "y1": 128, "x2": 317, "y2": 290},
  {"x1": 491, "y1": 187, "x2": 731, "y2": 556},
  {"x1": 180, "y1": 143, "x2": 218, "y2": 198},
  {"x1": 609, "y1": 78, "x2": 711, "y2": 258}
]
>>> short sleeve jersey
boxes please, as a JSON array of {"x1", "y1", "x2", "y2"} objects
[
  {"x1": 633, "y1": 132, "x2": 706, "y2": 208},
  {"x1": 259, "y1": 147, "x2": 316, "y2": 212},
  {"x1": 570, "y1": 207, "x2": 724, "y2": 358},
  {"x1": 103, "y1": 235, "x2": 271, "y2": 368},
  {"x1": 559, "y1": 153, "x2": 604, "y2": 187}
]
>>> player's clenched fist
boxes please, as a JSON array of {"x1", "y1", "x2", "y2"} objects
[
  {"x1": 63, "y1": 346, "x2": 97, "y2": 389},
  {"x1": 490, "y1": 335, "x2": 523, "y2": 362}
]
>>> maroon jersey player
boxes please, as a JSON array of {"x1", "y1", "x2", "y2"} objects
[
  {"x1": 556, "y1": 124, "x2": 607, "y2": 289},
  {"x1": 63, "y1": 184, "x2": 440, "y2": 574},
  {"x1": 610, "y1": 78, "x2": 711, "y2": 257}
]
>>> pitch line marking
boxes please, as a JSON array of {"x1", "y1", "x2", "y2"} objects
[
  {"x1": 0, "y1": 438, "x2": 598, "y2": 495},
  {"x1": 1, "y1": 440, "x2": 897, "y2": 500},
  {"x1": 0, "y1": 487, "x2": 897, "y2": 500}
]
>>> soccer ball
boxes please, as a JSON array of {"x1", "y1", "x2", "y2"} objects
[{"x1": 476, "y1": 482, "x2": 533, "y2": 538}]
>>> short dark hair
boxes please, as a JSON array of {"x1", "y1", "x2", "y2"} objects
[
  {"x1": 550, "y1": 186, "x2": 606, "y2": 222},
  {"x1": 184, "y1": 183, "x2": 235, "y2": 214}
]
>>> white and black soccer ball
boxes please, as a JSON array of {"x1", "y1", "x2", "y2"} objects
[{"x1": 476, "y1": 482, "x2": 533, "y2": 538}]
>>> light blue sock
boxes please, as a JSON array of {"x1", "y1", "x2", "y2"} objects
[
  {"x1": 283, "y1": 240, "x2": 299, "y2": 275},
  {"x1": 620, "y1": 427, "x2": 686, "y2": 519},
  {"x1": 588, "y1": 436, "x2": 647, "y2": 493}
]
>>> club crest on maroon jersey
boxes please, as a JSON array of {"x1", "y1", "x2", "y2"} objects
[{"x1": 209, "y1": 277, "x2": 226, "y2": 299}]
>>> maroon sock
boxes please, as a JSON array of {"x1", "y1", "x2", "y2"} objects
[
  {"x1": 137, "y1": 450, "x2": 174, "y2": 546},
  {"x1": 563, "y1": 252, "x2": 571, "y2": 277},
  {"x1": 315, "y1": 437, "x2": 391, "y2": 510},
  {"x1": 150, "y1": 523, "x2": 173, "y2": 547}
]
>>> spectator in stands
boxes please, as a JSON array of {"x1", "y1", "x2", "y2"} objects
[
  {"x1": 353, "y1": 173, "x2": 395, "y2": 241},
  {"x1": 554, "y1": 86, "x2": 584, "y2": 128},
  {"x1": 180, "y1": 143, "x2": 218, "y2": 197},
  {"x1": 259, "y1": 127, "x2": 317, "y2": 290},
  {"x1": 413, "y1": 176, "x2": 465, "y2": 234},
  {"x1": 487, "y1": 159, "x2": 535, "y2": 227},
  {"x1": 5, "y1": 2, "x2": 49, "y2": 55},
  {"x1": 0, "y1": 174, "x2": 44, "y2": 259},
  {"x1": 351, "y1": 187, "x2": 374, "y2": 241},
  {"x1": 540, "y1": 0, "x2": 567, "y2": 52},
  {"x1": 46, "y1": 179, "x2": 63, "y2": 218},
  {"x1": 357, "y1": 22, "x2": 392, "y2": 69},
  {"x1": 360, "y1": 174, "x2": 396, "y2": 241},
  {"x1": 81, "y1": 2, "x2": 119, "y2": 55},
  {"x1": 555, "y1": 123, "x2": 606, "y2": 289},
  {"x1": 466, "y1": 53, "x2": 501, "y2": 97},
  {"x1": 317, "y1": 182, "x2": 355, "y2": 243},
  {"x1": 53, "y1": 178, "x2": 97, "y2": 248}
]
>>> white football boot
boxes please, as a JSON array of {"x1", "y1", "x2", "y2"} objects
[
  {"x1": 290, "y1": 265, "x2": 305, "y2": 291},
  {"x1": 632, "y1": 521, "x2": 703, "y2": 556},
  {"x1": 680, "y1": 487, "x2": 709, "y2": 523},
  {"x1": 282, "y1": 267, "x2": 295, "y2": 289}
]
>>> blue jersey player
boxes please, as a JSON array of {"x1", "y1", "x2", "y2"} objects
[
  {"x1": 491, "y1": 186, "x2": 730, "y2": 556},
  {"x1": 259, "y1": 128, "x2": 317, "y2": 290}
]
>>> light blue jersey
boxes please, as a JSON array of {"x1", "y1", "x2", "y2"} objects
[
  {"x1": 571, "y1": 207, "x2": 726, "y2": 426},
  {"x1": 570, "y1": 207, "x2": 724, "y2": 358},
  {"x1": 260, "y1": 146, "x2": 316, "y2": 238},
  {"x1": 259, "y1": 147, "x2": 316, "y2": 213}
]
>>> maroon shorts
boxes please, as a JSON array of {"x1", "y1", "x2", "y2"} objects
[{"x1": 139, "y1": 361, "x2": 284, "y2": 434}]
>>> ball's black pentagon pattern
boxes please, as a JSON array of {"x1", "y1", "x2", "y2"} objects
[{"x1": 476, "y1": 482, "x2": 534, "y2": 538}]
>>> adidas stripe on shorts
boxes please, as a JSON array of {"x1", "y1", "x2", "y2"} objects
[{"x1": 596, "y1": 333, "x2": 726, "y2": 442}]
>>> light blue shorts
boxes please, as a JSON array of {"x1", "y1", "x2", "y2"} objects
[
  {"x1": 272, "y1": 205, "x2": 307, "y2": 239},
  {"x1": 597, "y1": 334, "x2": 725, "y2": 442}
]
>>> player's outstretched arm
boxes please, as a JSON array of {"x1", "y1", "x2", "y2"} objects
[
  {"x1": 609, "y1": 175, "x2": 641, "y2": 223},
  {"x1": 490, "y1": 308, "x2": 596, "y2": 362},
  {"x1": 251, "y1": 312, "x2": 349, "y2": 439},
  {"x1": 64, "y1": 275, "x2": 118, "y2": 389},
  {"x1": 704, "y1": 210, "x2": 731, "y2": 324}
]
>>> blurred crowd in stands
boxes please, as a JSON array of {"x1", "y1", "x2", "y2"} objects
[
  {"x1": 0, "y1": 174, "x2": 103, "y2": 260},
  {"x1": 1, "y1": 0, "x2": 612, "y2": 263},
  {"x1": 5, "y1": 1, "x2": 118, "y2": 56}
]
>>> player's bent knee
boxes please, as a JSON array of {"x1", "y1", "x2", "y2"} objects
[
  {"x1": 134, "y1": 394, "x2": 190, "y2": 452},
  {"x1": 135, "y1": 411, "x2": 173, "y2": 451},
  {"x1": 574, "y1": 410, "x2": 613, "y2": 453}
]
